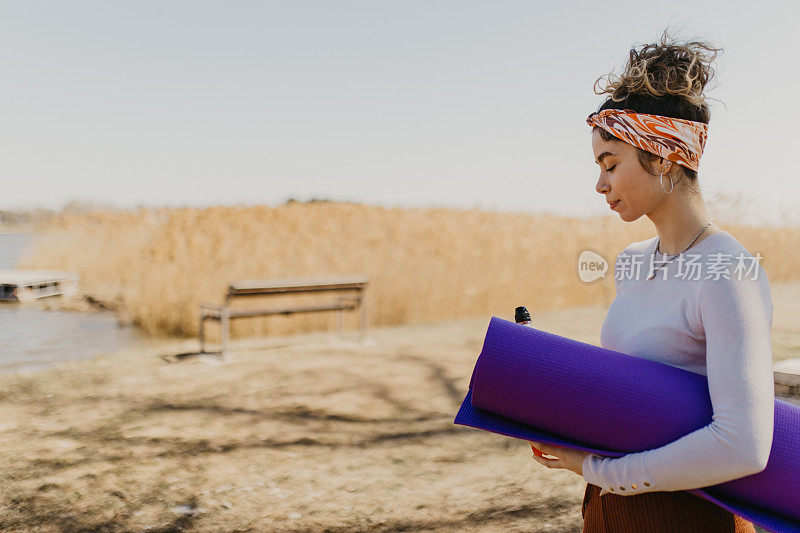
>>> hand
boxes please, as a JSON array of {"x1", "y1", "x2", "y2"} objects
[{"x1": 528, "y1": 441, "x2": 593, "y2": 477}]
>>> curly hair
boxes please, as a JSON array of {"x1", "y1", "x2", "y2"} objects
[{"x1": 592, "y1": 29, "x2": 723, "y2": 183}]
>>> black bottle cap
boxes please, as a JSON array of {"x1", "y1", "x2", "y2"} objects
[{"x1": 515, "y1": 306, "x2": 531, "y2": 323}]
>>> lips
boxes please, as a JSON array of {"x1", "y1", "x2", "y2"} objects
[{"x1": 608, "y1": 200, "x2": 621, "y2": 210}]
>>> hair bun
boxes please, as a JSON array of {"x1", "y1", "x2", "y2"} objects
[{"x1": 594, "y1": 29, "x2": 723, "y2": 108}]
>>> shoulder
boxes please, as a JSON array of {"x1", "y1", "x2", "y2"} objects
[
  {"x1": 697, "y1": 232, "x2": 773, "y2": 319},
  {"x1": 706, "y1": 231, "x2": 756, "y2": 255},
  {"x1": 700, "y1": 232, "x2": 770, "y2": 283}
]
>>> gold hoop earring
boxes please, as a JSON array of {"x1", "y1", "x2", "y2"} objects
[{"x1": 659, "y1": 170, "x2": 674, "y2": 194}]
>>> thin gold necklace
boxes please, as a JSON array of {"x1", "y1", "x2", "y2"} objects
[{"x1": 646, "y1": 220, "x2": 714, "y2": 280}]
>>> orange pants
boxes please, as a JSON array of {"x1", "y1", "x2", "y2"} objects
[{"x1": 582, "y1": 483, "x2": 757, "y2": 533}]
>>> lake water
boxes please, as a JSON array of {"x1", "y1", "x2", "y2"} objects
[{"x1": 0, "y1": 232, "x2": 146, "y2": 374}]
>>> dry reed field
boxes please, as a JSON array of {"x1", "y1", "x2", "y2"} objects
[
  {"x1": 17, "y1": 195, "x2": 800, "y2": 341},
  {"x1": 3, "y1": 197, "x2": 798, "y2": 531}
]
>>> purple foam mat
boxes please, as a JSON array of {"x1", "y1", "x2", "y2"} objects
[{"x1": 454, "y1": 316, "x2": 800, "y2": 533}]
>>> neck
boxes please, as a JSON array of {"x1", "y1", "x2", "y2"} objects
[{"x1": 647, "y1": 189, "x2": 716, "y2": 256}]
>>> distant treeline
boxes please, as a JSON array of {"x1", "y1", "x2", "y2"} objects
[
  {"x1": 0, "y1": 208, "x2": 56, "y2": 227},
  {"x1": 0, "y1": 198, "x2": 339, "y2": 229}
]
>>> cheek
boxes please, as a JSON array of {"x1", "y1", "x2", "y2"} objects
[
  {"x1": 617, "y1": 168, "x2": 651, "y2": 198},
  {"x1": 611, "y1": 175, "x2": 654, "y2": 213}
]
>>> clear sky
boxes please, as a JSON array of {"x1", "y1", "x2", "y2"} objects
[{"x1": 1, "y1": 1, "x2": 798, "y2": 223}]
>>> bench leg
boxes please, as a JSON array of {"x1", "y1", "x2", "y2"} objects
[
  {"x1": 199, "y1": 311, "x2": 206, "y2": 353},
  {"x1": 359, "y1": 294, "x2": 367, "y2": 343},
  {"x1": 335, "y1": 308, "x2": 343, "y2": 338},
  {"x1": 221, "y1": 306, "x2": 230, "y2": 360}
]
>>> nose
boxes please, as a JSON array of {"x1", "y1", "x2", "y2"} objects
[{"x1": 596, "y1": 172, "x2": 610, "y2": 195}]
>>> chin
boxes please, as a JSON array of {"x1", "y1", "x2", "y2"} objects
[{"x1": 618, "y1": 211, "x2": 642, "y2": 223}]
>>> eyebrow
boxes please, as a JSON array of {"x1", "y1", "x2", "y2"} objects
[{"x1": 595, "y1": 151, "x2": 615, "y2": 165}]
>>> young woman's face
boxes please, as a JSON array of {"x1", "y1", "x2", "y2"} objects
[{"x1": 592, "y1": 129, "x2": 668, "y2": 222}]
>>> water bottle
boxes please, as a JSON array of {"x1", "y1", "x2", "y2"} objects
[{"x1": 515, "y1": 306, "x2": 532, "y2": 326}]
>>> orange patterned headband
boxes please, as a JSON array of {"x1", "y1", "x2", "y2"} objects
[{"x1": 586, "y1": 108, "x2": 708, "y2": 172}]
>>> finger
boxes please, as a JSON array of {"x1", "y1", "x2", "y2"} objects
[
  {"x1": 530, "y1": 454, "x2": 551, "y2": 467},
  {"x1": 531, "y1": 446, "x2": 545, "y2": 458},
  {"x1": 533, "y1": 443, "x2": 560, "y2": 456},
  {"x1": 529, "y1": 442, "x2": 563, "y2": 462},
  {"x1": 531, "y1": 447, "x2": 560, "y2": 461},
  {"x1": 531, "y1": 454, "x2": 562, "y2": 469}
]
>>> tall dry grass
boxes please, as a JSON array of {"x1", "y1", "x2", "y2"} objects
[{"x1": 17, "y1": 193, "x2": 800, "y2": 340}]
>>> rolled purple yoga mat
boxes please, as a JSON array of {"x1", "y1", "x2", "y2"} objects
[{"x1": 454, "y1": 316, "x2": 800, "y2": 533}]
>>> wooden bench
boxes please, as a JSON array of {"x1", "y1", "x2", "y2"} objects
[
  {"x1": 774, "y1": 358, "x2": 800, "y2": 398},
  {"x1": 198, "y1": 274, "x2": 369, "y2": 357}
]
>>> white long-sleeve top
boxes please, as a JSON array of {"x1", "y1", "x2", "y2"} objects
[{"x1": 581, "y1": 230, "x2": 775, "y2": 496}]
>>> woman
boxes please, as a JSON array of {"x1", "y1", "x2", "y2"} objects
[{"x1": 528, "y1": 31, "x2": 775, "y2": 532}]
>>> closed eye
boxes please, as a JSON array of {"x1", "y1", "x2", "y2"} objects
[{"x1": 607, "y1": 165, "x2": 616, "y2": 173}]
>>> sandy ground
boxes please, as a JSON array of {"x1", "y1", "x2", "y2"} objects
[{"x1": 0, "y1": 281, "x2": 798, "y2": 532}]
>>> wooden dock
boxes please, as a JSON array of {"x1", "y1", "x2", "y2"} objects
[{"x1": 0, "y1": 270, "x2": 79, "y2": 302}]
